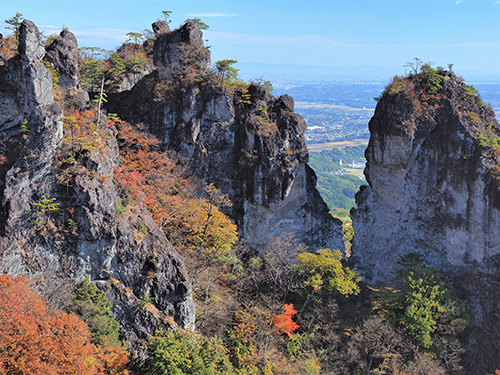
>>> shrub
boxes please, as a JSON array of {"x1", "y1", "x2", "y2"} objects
[{"x1": 146, "y1": 330, "x2": 237, "y2": 375}]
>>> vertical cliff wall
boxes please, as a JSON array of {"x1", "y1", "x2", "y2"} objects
[
  {"x1": 0, "y1": 20, "x2": 195, "y2": 363},
  {"x1": 351, "y1": 69, "x2": 500, "y2": 373},
  {"x1": 108, "y1": 22, "x2": 343, "y2": 252}
]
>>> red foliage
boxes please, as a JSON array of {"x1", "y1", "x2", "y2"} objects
[
  {"x1": 272, "y1": 303, "x2": 299, "y2": 338},
  {"x1": 113, "y1": 120, "x2": 184, "y2": 222},
  {"x1": 0, "y1": 274, "x2": 128, "y2": 375}
]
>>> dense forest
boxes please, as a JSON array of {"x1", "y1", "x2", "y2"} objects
[{"x1": 0, "y1": 12, "x2": 495, "y2": 375}]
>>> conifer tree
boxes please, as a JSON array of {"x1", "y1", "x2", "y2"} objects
[{"x1": 71, "y1": 276, "x2": 121, "y2": 345}]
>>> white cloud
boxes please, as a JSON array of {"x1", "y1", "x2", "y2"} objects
[
  {"x1": 494, "y1": 1, "x2": 500, "y2": 4},
  {"x1": 455, "y1": 0, "x2": 465, "y2": 3},
  {"x1": 185, "y1": 12, "x2": 239, "y2": 18}
]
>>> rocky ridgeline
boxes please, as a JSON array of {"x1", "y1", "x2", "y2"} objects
[
  {"x1": 351, "y1": 69, "x2": 500, "y2": 372},
  {"x1": 108, "y1": 21, "x2": 343, "y2": 251},
  {"x1": 0, "y1": 18, "x2": 342, "y2": 363},
  {"x1": 0, "y1": 20, "x2": 194, "y2": 364}
]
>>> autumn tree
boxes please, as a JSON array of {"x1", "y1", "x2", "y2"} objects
[
  {"x1": 294, "y1": 248, "x2": 361, "y2": 305},
  {"x1": 226, "y1": 323, "x2": 259, "y2": 373},
  {"x1": 272, "y1": 304, "x2": 299, "y2": 338},
  {"x1": 113, "y1": 120, "x2": 237, "y2": 266},
  {"x1": 0, "y1": 274, "x2": 128, "y2": 374}
]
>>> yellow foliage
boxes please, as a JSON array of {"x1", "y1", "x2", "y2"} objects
[{"x1": 295, "y1": 249, "x2": 361, "y2": 297}]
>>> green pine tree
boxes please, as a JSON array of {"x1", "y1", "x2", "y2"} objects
[{"x1": 71, "y1": 276, "x2": 121, "y2": 345}]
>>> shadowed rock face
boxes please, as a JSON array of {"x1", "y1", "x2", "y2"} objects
[
  {"x1": 45, "y1": 28, "x2": 80, "y2": 88},
  {"x1": 351, "y1": 71, "x2": 500, "y2": 373},
  {"x1": 0, "y1": 20, "x2": 195, "y2": 365},
  {"x1": 108, "y1": 24, "x2": 343, "y2": 252}
]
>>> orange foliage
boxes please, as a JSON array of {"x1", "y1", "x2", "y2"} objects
[
  {"x1": 113, "y1": 120, "x2": 237, "y2": 259},
  {"x1": 272, "y1": 303, "x2": 299, "y2": 338},
  {"x1": 0, "y1": 35, "x2": 17, "y2": 63},
  {"x1": 0, "y1": 274, "x2": 128, "y2": 375},
  {"x1": 62, "y1": 110, "x2": 108, "y2": 154}
]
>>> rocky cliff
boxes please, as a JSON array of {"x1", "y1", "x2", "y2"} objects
[
  {"x1": 107, "y1": 22, "x2": 343, "y2": 251},
  {"x1": 0, "y1": 20, "x2": 195, "y2": 364},
  {"x1": 0, "y1": 18, "x2": 342, "y2": 365},
  {"x1": 351, "y1": 68, "x2": 500, "y2": 373}
]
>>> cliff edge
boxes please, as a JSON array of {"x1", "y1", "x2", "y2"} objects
[{"x1": 352, "y1": 67, "x2": 500, "y2": 372}]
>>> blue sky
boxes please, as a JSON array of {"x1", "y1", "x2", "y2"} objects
[{"x1": 1, "y1": 0, "x2": 499, "y2": 82}]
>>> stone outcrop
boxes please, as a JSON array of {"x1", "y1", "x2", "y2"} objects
[
  {"x1": 19, "y1": 20, "x2": 45, "y2": 63},
  {"x1": 152, "y1": 20, "x2": 170, "y2": 36},
  {"x1": 351, "y1": 70, "x2": 500, "y2": 373},
  {"x1": 352, "y1": 71, "x2": 500, "y2": 282},
  {"x1": 114, "y1": 43, "x2": 155, "y2": 92},
  {"x1": 107, "y1": 23, "x2": 343, "y2": 252},
  {"x1": 45, "y1": 28, "x2": 80, "y2": 88},
  {"x1": 153, "y1": 21, "x2": 211, "y2": 79},
  {"x1": 0, "y1": 20, "x2": 195, "y2": 364}
]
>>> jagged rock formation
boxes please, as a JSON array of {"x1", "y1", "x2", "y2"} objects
[
  {"x1": 113, "y1": 43, "x2": 155, "y2": 92},
  {"x1": 45, "y1": 28, "x2": 80, "y2": 88},
  {"x1": 44, "y1": 27, "x2": 90, "y2": 110},
  {"x1": 152, "y1": 20, "x2": 170, "y2": 36},
  {"x1": 153, "y1": 21, "x2": 210, "y2": 79},
  {"x1": 0, "y1": 20, "x2": 195, "y2": 364},
  {"x1": 351, "y1": 69, "x2": 500, "y2": 373},
  {"x1": 108, "y1": 23, "x2": 343, "y2": 251}
]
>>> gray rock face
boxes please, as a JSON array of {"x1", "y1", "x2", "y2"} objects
[
  {"x1": 352, "y1": 74, "x2": 500, "y2": 283},
  {"x1": 152, "y1": 20, "x2": 170, "y2": 36},
  {"x1": 108, "y1": 34, "x2": 343, "y2": 251},
  {"x1": 19, "y1": 20, "x2": 45, "y2": 63},
  {"x1": 113, "y1": 43, "x2": 155, "y2": 92},
  {"x1": 153, "y1": 21, "x2": 211, "y2": 79},
  {"x1": 0, "y1": 20, "x2": 195, "y2": 364},
  {"x1": 351, "y1": 72, "x2": 500, "y2": 373},
  {"x1": 45, "y1": 29, "x2": 80, "y2": 88}
]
